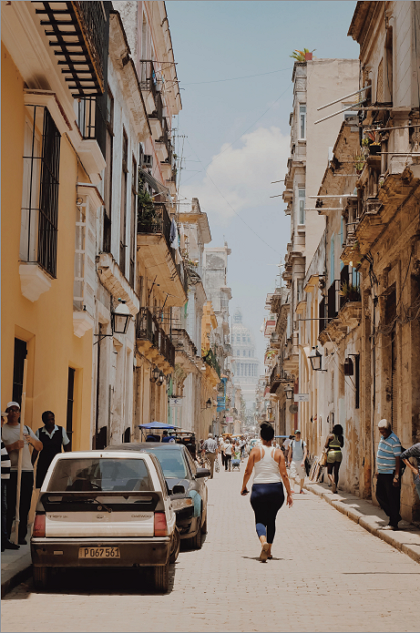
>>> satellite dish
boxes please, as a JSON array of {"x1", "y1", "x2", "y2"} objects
[{"x1": 289, "y1": 404, "x2": 298, "y2": 414}]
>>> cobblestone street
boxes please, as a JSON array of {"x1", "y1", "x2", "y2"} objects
[{"x1": 2, "y1": 466, "x2": 420, "y2": 633}]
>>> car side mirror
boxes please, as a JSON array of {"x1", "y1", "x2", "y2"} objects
[
  {"x1": 196, "y1": 468, "x2": 211, "y2": 479},
  {"x1": 172, "y1": 484, "x2": 186, "y2": 495}
]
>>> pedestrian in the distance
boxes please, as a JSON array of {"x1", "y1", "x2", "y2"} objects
[
  {"x1": 325, "y1": 424, "x2": 344, "y2": 493},
  {"x1": 218, "y1": 436, "x2": 226, "y2": 469},
  {"x1": 2, "y1": 402, "x2": 43, "y2": 544},
  {"x1": 161, "y1": 430, "x2": 171, "y2": 443},
  {"x1": 31, "y1": 411, "x2": 71, "y2": 489},
  {"x1": 289, "y1": 430, "x2": 307, "y2": 494},
  {"x1": 224, "y1": 438, "x2": 232, "y2": 471},
  {"x1": 283, "y1": 434, "x2": 294, "y2": 465},
  {"x1": 241, "y1": 422, "x2": 293, "y2": 562},
  {"x1": 400, "y1": 442, "x2": 420, "y2": 501},
  {"x1": 202, "y1": 433, "x2": 218, "y2": 478},
  {"x1": 376, "y1": 419, "x2": 402, "y2": 530},
  {"x1": 1, "y1": 412, "x2": 19, "y2": 551}
]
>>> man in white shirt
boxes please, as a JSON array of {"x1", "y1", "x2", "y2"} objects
[
  {"x1": 289, "y1": 430, "x2": 307, "y2": 494},
  {"x1": 2, "y1": 402, "x2": 43, "y2": 544},
  {"x1": 224, "y1": 439, "x2": 233, "y2": 472},
  {"x1": 202, "y1": 433, "x2": 218, "y2": 478}
]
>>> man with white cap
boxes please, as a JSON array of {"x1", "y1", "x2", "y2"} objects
[
  {"x1": 2, "y1": 402, "x2": 43, "y2": 544},
  {"x1": 202, "y1": 433, "x2": 218, "y2": 478},
  {"x1": 376, "y1": 419, "x2": 402, "y2": 531}
]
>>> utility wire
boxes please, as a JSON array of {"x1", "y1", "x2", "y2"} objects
[
  {"x1": 182, "y1": 66, "x2": 292, "y2": 86},
  {"x1": 184, "y1": 138, "x2": 281, "y2": 255},
  {"x1": 181, "y1": 82, "x2": 292, "y2": 188}
]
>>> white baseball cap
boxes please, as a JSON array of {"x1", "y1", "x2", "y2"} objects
[{"x1": 6, "y1": 401, "x2": 20, "y2": 411}]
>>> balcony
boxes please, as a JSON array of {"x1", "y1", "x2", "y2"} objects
[
  {"x1": 136, "y1": 307, "x2": 175, "y2": 372},
  {"x1": 139, "y1": 60, "x2": 159, "y2": 115},
  {"x1": 137, "y1": 202, "x2": 188, "y2": 306},
  {"x1": 148, "y1": 91, "x2": 164, "y2": 140},
  {"x1": 203, "y1": 349, "x2": 221, "y2": 378},
  {"x1": 319, "y1": 273, "x2": 360, "y2": 345},
  {"x1": 35, "y1": 1, "x2": 110, "y2": 96},
  {"x1": 355, "y1": 196, "x2": 384, "y2": 251}
]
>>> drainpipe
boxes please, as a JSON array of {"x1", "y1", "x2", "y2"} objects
[{"x1": 94, "y1": 324, "x2": 101, "y2": 449}]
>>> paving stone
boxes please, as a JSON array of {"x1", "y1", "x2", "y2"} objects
[{"x1": 1, "y1": 467, "x2": 420, "y2": 632}]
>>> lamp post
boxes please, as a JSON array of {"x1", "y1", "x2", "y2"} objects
[
  {"x1": 150, "y1": 366, "x2": 160, "y2": 383},
  {"x1": 308, "y1": 346, "x2": 327, "y2": 372}
]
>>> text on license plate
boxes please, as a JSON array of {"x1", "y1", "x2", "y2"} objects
[{"x1": 78, "y1": 547, "x2": 120, "y2": 559}]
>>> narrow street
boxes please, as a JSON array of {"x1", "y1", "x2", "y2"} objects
[{"x1": 2, "y1": 467, "x2": 419, "y2": 633}]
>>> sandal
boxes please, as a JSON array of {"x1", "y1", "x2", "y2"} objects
[{"x1": 259, "y1": 542, "x2": 270, "y2": 562}]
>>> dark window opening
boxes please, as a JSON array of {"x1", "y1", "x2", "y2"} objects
[
  {"x1": 13, "y1": 339, "x2": 28, "y2": 406},
  {"x1": 355, "y1": 354, "x2": 360, "y2": 409},
  {"x1": 66, "y1": 368, "x2": 75, "y2": 450},
  {"x1": 102, "y1": 88, "x2": 113, "y2": 253},
  {"x1": 21, "y1": 106, "x2": 61, "y2": 278},
  {"x1": 120, "y1": 129, "x2": 128, "y2": 276},
  {"x1": 129, "y1": 155, "x2": 137, "y2": 287},
  {"x1": 123, "y1": 427, "x2": 131, "y2": 443}
]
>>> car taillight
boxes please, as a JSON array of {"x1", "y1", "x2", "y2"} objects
[
  {"x1": 33, "y1": 514, "x2": 46, "y2": 537},
  {"x1": 154, "y1": 512, "x2": 167, "y2": 537}
]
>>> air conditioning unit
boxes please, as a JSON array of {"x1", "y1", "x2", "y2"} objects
[{"x1": 142, "y1": 154, "x2": 153, "y2": 169}]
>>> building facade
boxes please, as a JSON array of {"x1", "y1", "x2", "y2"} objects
[{"x1": 231, "y1": 309, "x2": 259, "y2": 407}]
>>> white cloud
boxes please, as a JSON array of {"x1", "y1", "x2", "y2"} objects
[{"x1": 181, "y1": 126, "x2": 290, "y2": 225}]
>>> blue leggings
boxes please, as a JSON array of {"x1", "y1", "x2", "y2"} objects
[{"x1": 250, "y1": 482, "x2": 284, "y2": 543}]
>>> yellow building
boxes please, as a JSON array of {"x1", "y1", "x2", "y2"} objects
[{"x1": 1, "y1": 2, "x2": 109, "y2": 448}]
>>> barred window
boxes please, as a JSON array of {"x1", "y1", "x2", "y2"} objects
[{"x1": 20, "y1": 106, "x2": 60, "y2": 277}]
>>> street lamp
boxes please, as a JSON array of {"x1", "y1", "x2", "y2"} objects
[
  {"x1": 308, "y1": 346, "x2": 327, "y2": 372},
  {"x1": 285, "y1": 387, "x2": 294, "y2": 400},
  {"x1": 150, "y1": 366, "x2": 160, "y2": 383},
  {"x1": 157, "y1": 371, "x2": 165, "y2": 387},
  {"x1": 112, "y1": 300, "x2": 132, "y2": 335}
]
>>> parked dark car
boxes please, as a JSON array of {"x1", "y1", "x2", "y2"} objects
[{"x1": 106, "y1": 443, "x2": 210, "y2": 549}]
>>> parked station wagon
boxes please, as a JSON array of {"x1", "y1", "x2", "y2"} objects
[{"x1": 31, "y1": 451, "x2": 180, "y2": 592}]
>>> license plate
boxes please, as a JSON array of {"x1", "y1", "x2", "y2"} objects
[{"x1": 78, "y1": 547, "x2": 120, "y2": 559}]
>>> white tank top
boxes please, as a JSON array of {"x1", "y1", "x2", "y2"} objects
[{"x1": 253, "y1": 445, "x2": 282, "y2": 484}]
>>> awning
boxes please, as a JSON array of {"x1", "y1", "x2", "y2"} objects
[
  {"x1": 138, "y1": 421, "x2": 178, "y2": 430},
  {"x1": 139, "y1": 168, "x2": 172, "y2": 202}
]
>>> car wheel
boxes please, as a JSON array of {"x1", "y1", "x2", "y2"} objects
[
  {"x1": 188, "y1": 519, "x2": 203, "y2": 550},
  {"x1": 169, "y1": 527, "x2": 181, "y2": 564},
  {"x1": 33, "y1": 566, "x2": 49, "y2": 591},
  {"x1": 153, "y1": 563, "x2": 169, "y2": 593},
  {"x1": 201, "y1": 512, "x2": 208, "y2": 534}
]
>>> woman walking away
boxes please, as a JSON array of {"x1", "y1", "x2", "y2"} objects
[
  {"x1": 325, "y1": 424, "x2": 344, "y2": 493},
  {"x1": 241, "y1": 422, "x2": 293, "y2": 562}
]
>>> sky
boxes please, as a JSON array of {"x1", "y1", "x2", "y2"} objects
[{"x1": 166, "y1": 1, "x2": 360, "y2": 367}]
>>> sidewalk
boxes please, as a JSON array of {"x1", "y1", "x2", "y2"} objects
[
  {"x1": 304, "y1": 480, "x2": 420, "y2": 563},
  {"x1": 1, "y1": 531, "x2": 32, "y2": 598}
]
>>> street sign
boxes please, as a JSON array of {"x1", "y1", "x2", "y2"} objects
[{"x1": 294, "y1": 393, "x2": 310, "y2": 402}]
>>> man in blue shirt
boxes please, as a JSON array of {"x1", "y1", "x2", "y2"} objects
[{"x1": 376, "y1": 419, "x2": 402, "y2": 530}]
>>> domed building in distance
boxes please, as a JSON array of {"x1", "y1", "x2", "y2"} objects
[{"x1": 231, "y1": 308, "x2": 259, "y2": 407}]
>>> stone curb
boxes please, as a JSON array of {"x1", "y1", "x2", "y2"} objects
[
  {"x1": 1, "y1": 554, "x2": 32, "y2": 598},
  {"x1": 304, "y1": 482, "x2": 420, "y2": 564}
]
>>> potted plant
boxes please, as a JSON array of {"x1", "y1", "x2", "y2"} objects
[
  {"x1": 339, "y1": 282, "x2": 360, "y2": 302},
  {"x1": 137, "y1": 188, "x2": 157, "y2": 229},
  {"x1": 365, "y1": 130, "x2": 381, "y2": 155},
  {"x1": 353, "y1": 153, "x2": 366, "y2": 174}
]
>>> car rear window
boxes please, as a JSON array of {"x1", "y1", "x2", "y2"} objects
[
  {"x1": 148, "y1": 449, "x2": 188, "y2": 479},
  {"x1": 47, "y1": 458, "x2": 154, "y2": 492}
]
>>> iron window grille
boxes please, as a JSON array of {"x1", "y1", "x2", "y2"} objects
[{"x1": 21, "y1": 105, "x2": 60, "y2": 278}]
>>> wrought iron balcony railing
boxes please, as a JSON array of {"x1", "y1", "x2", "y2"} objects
[
  {"x1": 139, "y1": 60, "x2": 159, "y2": 99},
  {"x1": 136, "y1": 307, "x2": 175, "y2": 368},
  {"x1": 203, "y1": 348, "x2": 221, "y2": 378},
  {"x1": 35, "y1": 1, "x2": 110, "y2": 96}
]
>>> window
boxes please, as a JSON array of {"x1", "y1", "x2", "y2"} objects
[
  {"x1": 120, "y1": 130, "x2": 128, "y2": 276},
  {"x1": 67, "y1": 368, "x2": 75, "y2": 450},
  {"x1": 74, "y1": 201, "x2": 85, "y2": 310},
  {"x1": 103, "y1": 89, "x2": 114, "y2": 252},
  {"x1": 299, "y1": 104, "x2": 306, "y2": 139},
  {"x1": 13, "y1": 339, "x2": 27, "y2": 406},
  {"x1": 298, "y1": 188, "x2": 305, "y2": 224},
  {"x1": 47, "y1": 458, "x2": 153, "y2": 492},
  {"x1": 21, "y1": 106, "x2": 61, "y2": 277},
  {"x1": 129, "y1": 156, "x2": 137, "y2": 287}
]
